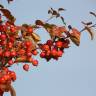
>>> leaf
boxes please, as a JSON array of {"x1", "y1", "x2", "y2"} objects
[
  {"x1": 58, "y1": 8, "x2": 65, "y2": 11},
  {"x1": 15, "y1": 56, "x2": 27, "y2": 62},
  {"x1": 7, "y1": 0, "x2": 13, "y2": 4},
  {"x1": 22, "y1": 24, "x2": 29, "y2": 28},
  {"x1": 0, "y1": 4, "x2": 4, "y2": 8},
  {"x1": 50, "y1": 7, "x2": 58, "y2": 16},
  {"x1": 81, "y1": 21, "x2": 92, "y2": 26},
  {"x1": 70, "y1": 28, "x2": 81, "y2": 46},
  {"x1": 51, "y1": 7, "x2": 54, "y2": 11},
  {"x1": 31, "y1": 33, "x2": 41, "y2": 42},
  {"x1": 60, "y1": 16, "x2": 66, "y2": 25},
  {"x1": 35, "y1": 20, "x2": 44, "y2": 26},
  {"x1": 48, "y1": 10, "x2": 52, "y2": 14},
  {"x1": 85, "y1": 26, "x2": 94, "y2": 40},
  {"x1": 38, "y1": 43, "x2": 43, "y2": 49},
  {"x1": 56, "y1": 13, "x2": 60, "y2": 18},
  {"x1": 90, "y1": 12, "x2": 96, "y2": 17},
  {"x1": 52, "y1": 10, "x2": 58, "y2": 15},
  {"x1": 44, "y1": 23, "x2": 54, "y2": 29},
  {"x1": 0, "y1": 8, "x2": 15, "y2": 23}
]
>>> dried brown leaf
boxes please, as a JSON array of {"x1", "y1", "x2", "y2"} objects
[
  {"x1": 0, "y1": 8, "x2": 15, "y2": 23},
  {"x1": 31, "y1": 33, "x2": 41, "y2": 42},
  {"x1": 81, "y1": 21, "x2": 92, "y2": 26},
  {"x1": 7, "y1": 0, "x2": 13, "y2": 4},
  {"x1": 0, "y1": 4, "x2": 4, "y2": 8},
  {"x1": 85, "y1": 26, "x2": 94, "y2": 40},
  {"x1": 48, "y1": 10, "x2": 52, "y2": 14},
  {"x1": 58, "y1": 8, "x2": 65, "y2": 11},
  {"x1": 70, "y1": 28, "x2": 81, "y2": 46},
  {"x1": 90, "y1": 12, "x2": 96, "y2": 17},
  {"x1": 35, "y1": 20, "x2": 44, "y2": 26}
]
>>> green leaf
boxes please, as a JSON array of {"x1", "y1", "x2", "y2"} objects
[{"x1": 60, "y1": 16, "x2": 66, "y2": 25}]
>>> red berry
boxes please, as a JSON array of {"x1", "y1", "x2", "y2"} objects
[
  {"x1": 32, "y1": 50, "x2": 38, "y2": 55},
  {"x1": 11, "y1": 51, "x2": 16, "y2": 57},
  {"x1": 27, "y1": 27, "x2": 33, "y2": 33},
  {"x1": 40, "y1": 51, "x2": 45, "y2": 58},
  {"x1": 0, "y1": 50, "x2": 3, "y2": 56},
  {"x1": 10, "y1": 71, "x2": 16, "y2": 81},
  {"x1": 8, "y1": 60, "x2": 14, "y2": 65},
  {"x1": 43, "y1": 44, "x2": 49, "y2": 51},
  {"x1": 57, "y1": 50, "x2": 63, "y2": 57},
  {"x1": 51, "y1": 49, "x2": 57, "y2": 57},
  {"x1": 18, "y1": 49, "x2": 25, "y2": 55},
  {"x1": 8, "y1": 42, "x2": 13, "y2": 48},
  {"x1": 56, "y1": 41, "x2": 63, "y2": 48},
  {"x1": 46, "y1": 40, "x2": 53, "y2": 46},
  {"x1": 27, "y1": 52, "x2": 32, "y2": 57},
  {"x1": 3, "y1": 74, "x2": 10, "y2": 81},
  {"x1": 32, "y1": 60, "x2": 38, "y2": 66},
  {"x1": 5, "y1": 21, "x2": 10, "y2": 26},
  {"x1": 0, "y1": 77, "x2": 6, "y2": 84},
  {"x1": 10, "y1": 26, "x2": 16, "y2": 33},
  {"x1": 25, "y1": 41, "x2": 32, "y2": 47},
  {"x1": 0, "y1": 34, "x2": 6, "y2": 40},
  {"x1": 2, "y1": 67, "x2": 9, "y2": 73},
  {"x1": 1, "y1": 41, "x2": 6, "y2": 45},
  {"x1": 4, "y1": 51, "x2": 10, "y2": 57},
  {"x1": 10, "y1": 37, "x2": 15, "y2": 43},
  {"x1": 23, "y1": 64, "x2": 29, "y2": 71},
  {"x1": 46, "y1": 50, "x2": 51, "y2": 56}
]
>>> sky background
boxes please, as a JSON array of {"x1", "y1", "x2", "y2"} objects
[{"x1": 0, "y1": 0, "x2": 96, "y2": 96}]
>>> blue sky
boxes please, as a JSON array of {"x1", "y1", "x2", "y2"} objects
[{"x1": 0, "y1": 0, "x2": 96, "y2": 96}]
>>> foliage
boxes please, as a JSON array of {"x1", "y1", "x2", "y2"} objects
[{"x1": 0, "y1": 1, "x2": 96, "y2": 96}]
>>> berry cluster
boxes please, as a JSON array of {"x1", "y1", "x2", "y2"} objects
[
  {"x1": 40, "y1": 37, "x2": 70, "y2": 61},
  {"x1": 0, "y1": 68, "x2": 16, "y2": 95},
  {"x1": 0, "y1": 17, "x2": 40, "y2": 72},
  {"x1": 0, "y1": 68, "x2": 16, "y2": 84}
]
